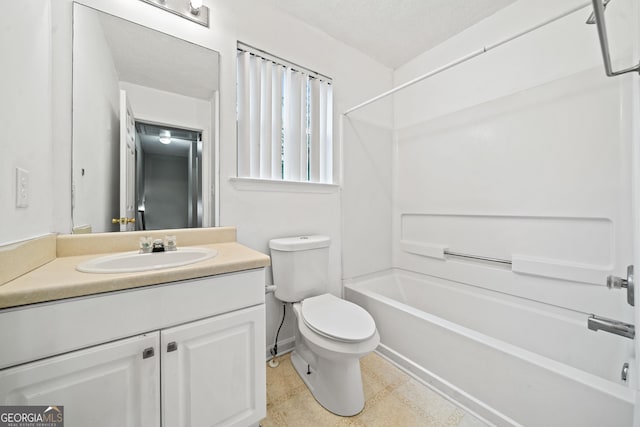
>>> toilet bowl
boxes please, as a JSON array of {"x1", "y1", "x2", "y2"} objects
[
  {"x1": 269, "y1": 235, "x2": 379, "y2": 416},
  {"x1": 290, "y1": 293, "x2": 380, "y2": 416}
]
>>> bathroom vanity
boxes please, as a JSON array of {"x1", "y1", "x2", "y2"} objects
[{"x1": 0, "y1": 227, "x2": 269, "y2": 427}]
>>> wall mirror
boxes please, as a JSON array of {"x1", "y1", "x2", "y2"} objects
[{"x1": 72, "y1": 4, "x2": 219, "y2": 233}]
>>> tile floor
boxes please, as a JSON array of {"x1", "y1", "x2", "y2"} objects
[{"x1": 261, "y1": 352, "x2": 490, "y2": 427}]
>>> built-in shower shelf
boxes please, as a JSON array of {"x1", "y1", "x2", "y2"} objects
[
  {"x1": 398, "y1": 213, "x2": 616, "y2": 286},
  {"x1": 511, "y1": 255, "x2": 610, "y2": 285},
  {"x1": 400, "y1": 240, "x2": 610, "y2": 285},
  {"x1": 400, "y1": 241, "x2": 447, "y2": 260}
]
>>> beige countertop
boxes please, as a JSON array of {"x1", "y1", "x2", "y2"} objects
[{"x1": 0, "y1": 227, "x2": 270, "y2": 310}]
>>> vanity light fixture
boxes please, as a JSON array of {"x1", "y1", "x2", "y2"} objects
[
  {"x1": 159, "y1": 130, "x2": 172, "y2": 145},
  {"x1": 138, "y1": 0, "x2": 209, "y2": 27}
]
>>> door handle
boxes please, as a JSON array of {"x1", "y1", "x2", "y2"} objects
[{"x1": 112, "y1": 217, "x2": 136, "y2": 225}]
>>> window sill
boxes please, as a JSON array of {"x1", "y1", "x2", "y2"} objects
[{"x1": 229, "y1": 177, "x2": 340, "y2": 194}]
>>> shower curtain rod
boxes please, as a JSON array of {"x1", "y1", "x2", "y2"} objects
[{"x1": 343, "y1": 0, "x2": 592, "y2": 115}]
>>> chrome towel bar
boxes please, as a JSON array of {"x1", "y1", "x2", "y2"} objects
[{"x1": 443, "y1": 250, "x2": 512, "y2": 266}]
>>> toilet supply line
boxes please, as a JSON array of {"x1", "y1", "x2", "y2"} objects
[{"x1": 269, "y1": 302, "x2": 287, "y2": 368}]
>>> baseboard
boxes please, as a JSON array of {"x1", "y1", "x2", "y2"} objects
[{"x1": 265, "y1": 336, "x2": 295, "y2": 361}]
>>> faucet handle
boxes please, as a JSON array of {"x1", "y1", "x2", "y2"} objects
[
  {"x1": 606, "y1": 275, "x2": 627, "y2": 289},
  {"x1": 605, "y1": 265, "x2": 634, "y2": 306},
  {"x1": 164, "y1": 235, "x2": 177, "y2": 251},
  {"x1": 139, "y1": 237, "x2": 153, "y2": 253}
]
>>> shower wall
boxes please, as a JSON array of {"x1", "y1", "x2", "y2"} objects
[
  {"x1": 391, "y1": 0, "x2": 636, "y2": 322},
  {"x1": 342, "y1": 114, "x2": 393, "y2": 280}
]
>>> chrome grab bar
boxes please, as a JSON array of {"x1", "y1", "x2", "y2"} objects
[
  {"x1": 587, "y1": 314, "x2": 635, "y2": 339},
  {"x1": 590, "y1": 0, "x2": 640, "y2": 77}
]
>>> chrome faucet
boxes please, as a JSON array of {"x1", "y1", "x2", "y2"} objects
[
  {"x1": 152, "y1": 239, "x2": 165, "y2": 253},
  {"x1": 587, "y1": 314, "x2": 635, "y2": 339}
]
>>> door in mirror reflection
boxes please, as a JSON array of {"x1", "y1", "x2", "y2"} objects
[
  {"x1": 135, "y1": 121, "x2": 203, "y2": 231},
  {"x1": 119, "y1": 90, "x2": 137, "y2": 232}
]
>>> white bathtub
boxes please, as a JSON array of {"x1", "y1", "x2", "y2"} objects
[{"x1": 344, "y1": 269, "x2": 635, "y2": 426}]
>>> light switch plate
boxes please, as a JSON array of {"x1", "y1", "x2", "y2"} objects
[{"x1": 16, "y1": 167, "x2": 29, "y2": 208}]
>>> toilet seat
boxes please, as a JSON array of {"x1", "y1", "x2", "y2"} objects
[{"x1": 301, "y1": 294, "x2": 376, "y2": 343}]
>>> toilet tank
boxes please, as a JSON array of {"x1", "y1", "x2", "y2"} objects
[{"x1": 269, "y1": 236, "x2": 330, "y2": 302}]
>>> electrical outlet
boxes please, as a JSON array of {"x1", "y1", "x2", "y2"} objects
[{"x1": 16, "y1": 167, "x2": 29, "y2": 208}]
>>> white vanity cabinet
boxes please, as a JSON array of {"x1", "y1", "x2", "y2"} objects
[
  {"x1": 0, "y1": 333, "x2": 161, "y2": 426},
  {"x1": 0, "y1": 269, "x2": 266, "y2": 427},
  {"x1": 162, "y1": 305, "x2": 264, "y2": 426}
]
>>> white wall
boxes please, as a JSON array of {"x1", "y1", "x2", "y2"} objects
[
  {"x1": 3, "y1": 0, "x2": 392, "y2": 355},
  {"x1": 391, "y1": 0, "x2": 635, "y2": 338},
  {"x1": 72, "y1": 7, "x2": 121, "y2": 233},
  {"x1": 0, "y1": 1, "x2": 53, "y2": 243},
  {"x1": 120, "y1": 82, "x2": 212, "y2": 134}
]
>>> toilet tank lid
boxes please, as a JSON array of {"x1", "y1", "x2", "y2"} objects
[{"x1": 269, "y1": 235, "x2": 330, "y2": 251}]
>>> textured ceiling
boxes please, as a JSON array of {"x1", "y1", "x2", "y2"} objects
[
  {"x1": 272, "y1": 0, "x2": 516, "y2": 69},
  {"x1": 98, "y1": 7, "x2": 219, "y2": 100}
]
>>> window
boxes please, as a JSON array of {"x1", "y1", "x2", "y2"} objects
[{"x1": 237, "y1": 44, "x2": 333, "y2": 184}]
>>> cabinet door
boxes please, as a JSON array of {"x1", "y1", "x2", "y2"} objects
[
  {"x1": 0, "y1": 333, "x2": 160, "y2": 427},
  {"x1": 161, "y1": 305, "x2": 266, "y2": 427}
]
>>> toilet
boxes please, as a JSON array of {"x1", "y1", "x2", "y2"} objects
[{"x1": 269, "y1": 235, "x2": 379, "y2": 416}]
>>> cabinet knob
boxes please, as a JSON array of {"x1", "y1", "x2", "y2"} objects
[
  {"x1": 142, "y1": 347, "x2": 155, "y2": 359},
  {"x1": 167, "y1": 342, "x2": 178, "y2": 352}
]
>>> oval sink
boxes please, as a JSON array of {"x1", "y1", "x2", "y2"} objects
[{"x1": 76, "y1": 247, "x2": 218, "y2": 274}]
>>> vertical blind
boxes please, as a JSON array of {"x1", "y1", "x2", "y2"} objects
[{"x1": 237, "y1": 46, "x2": 333, "y2": 183}]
